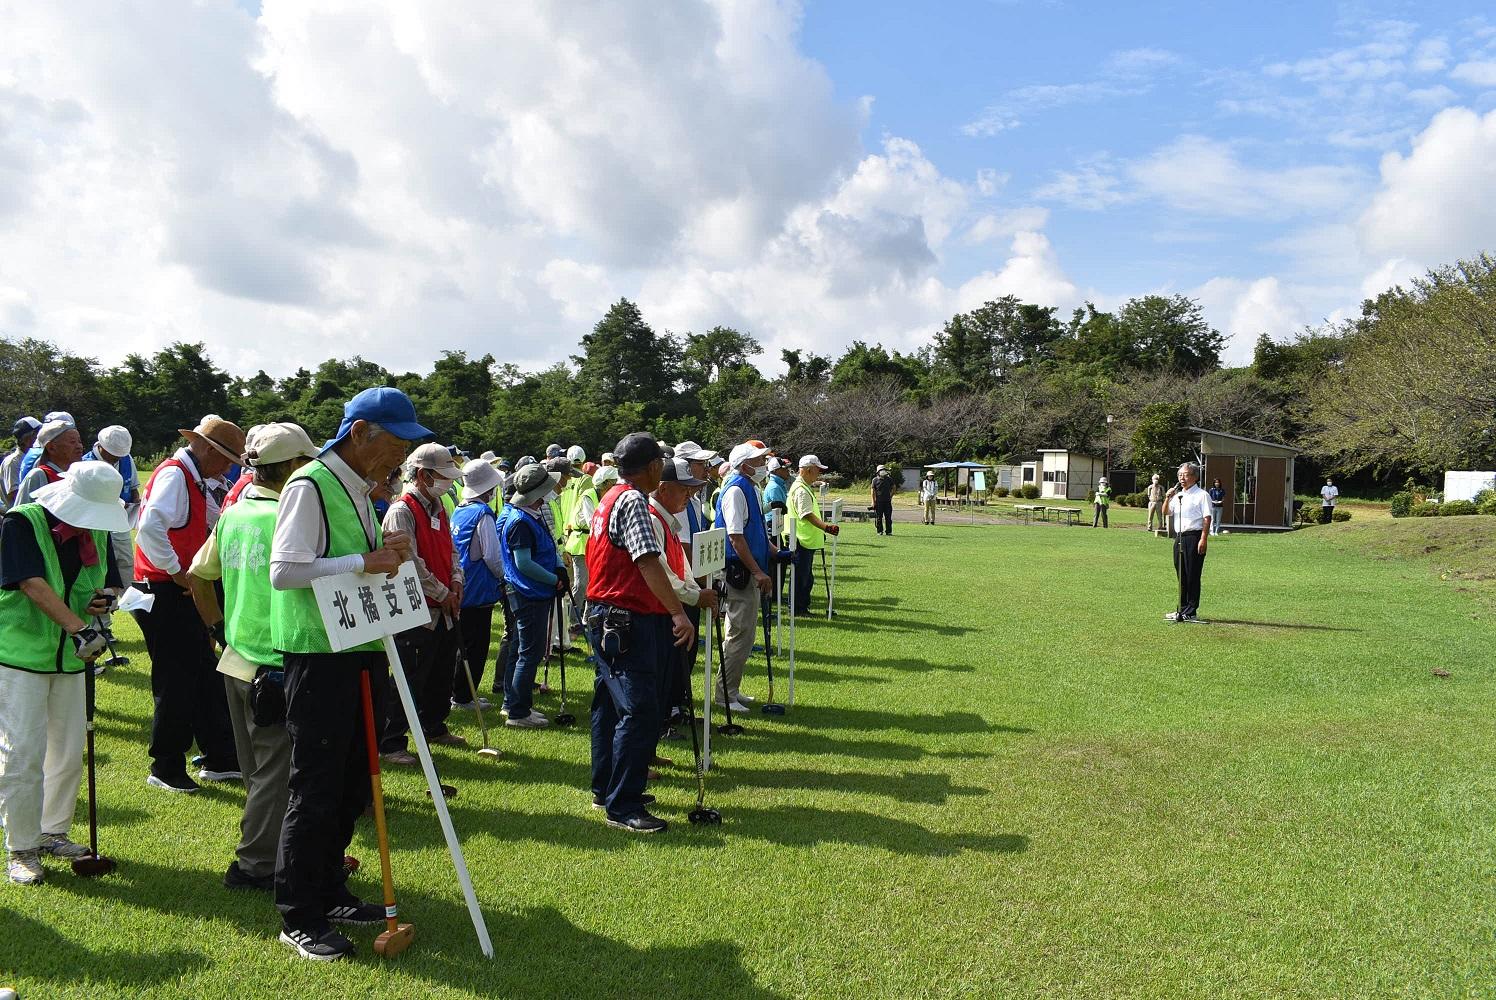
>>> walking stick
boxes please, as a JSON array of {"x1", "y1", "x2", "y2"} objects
[
  {"x1": 71, "y1": 663, "x2": 116, "y2": 878},
  {"x1": 759, "y1": 592, "x2": 784, "y2": 715},
  {"x1": 358, "y1": 667, "x2": 414, "y2": 957},
  {"x1": 552, "y1": 591, "x2": 576, "y2": 726}
]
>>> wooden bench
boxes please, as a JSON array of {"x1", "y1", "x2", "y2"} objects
[
  {"x1": 1052, "y1": 506, "x2": 1084, "y2": 526},
  {"x1": 1013, "y1": 504, "x2": 1048, "y2": 524}
]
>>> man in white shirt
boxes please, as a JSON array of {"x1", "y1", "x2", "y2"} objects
[
  {"x1": 1320, "y1": 477, "x2": 1339, "y2": 524},
  {"x1": 714, "y1": 441, "x2": 780, "y2": 711},
  {"x1": 1162, "y1": 462, "x2": 1212, "y2": 623},
  {"x1": 919, "y1": 471, "x2": 938, "y2": 525},
  {"x1": 0, "y1": 417, "x2": 41, "y2": 511}
]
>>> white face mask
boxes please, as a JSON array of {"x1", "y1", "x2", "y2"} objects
[
  {"x1": 750, "y1": 465, "x2": 769, "y2": 484},
  {"x1": 429, "y1": 476, "x2": 455, "y2": 497}
]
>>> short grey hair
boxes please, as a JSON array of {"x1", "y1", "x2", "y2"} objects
[{"x1": 1178, "y1": 462, "x2": 1201, "y2": 480}]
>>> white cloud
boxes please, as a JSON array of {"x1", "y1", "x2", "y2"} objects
[
  {"x1": 963, "y1": 208, "x2": 1050, "y2": 245},
  {"x1": 1450, "y1": 60, "x2": 1496, "y2": 87},
  {"x1": 961, "y1": 46, "x2": 1179, "y2": 137},
  {"x1": 954, "y1": 232, "x2": 1078, "y2": 314},
  {"x1": 1193, "y1": 276, "x2": 1306, "y2": 365},
  {"x1": 1411, "y1": 38, "x2": 1450, "y2": 73},
  {"x1": 1129, "y1": 136, "x2": 1364, "y2": 218},
  {"x1": 1033, "y1": 159, "x2": 1128, "y2": 211}
]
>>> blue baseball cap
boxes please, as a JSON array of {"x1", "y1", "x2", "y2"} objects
[{"x1": 328, "y1": 387, "x2": 433, "y2": 447}]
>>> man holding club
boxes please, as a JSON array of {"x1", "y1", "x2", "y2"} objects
[
  {"x1": 14, "y1": 418, "x2": 85, "y2": 508},
  {"x1": 715, "y1": 440, "x2": 780, "y2": 713},
  {"x1": 185, "y1": 423, "x2": 320, "y2": 892},
  {"x1": 0, "y1": 461, "x2": 125, "y2": 884},
  {"x1": 269, "y1": 387, "x2": 421, "y2": 961},
  {"x1": 585, "y1": 433, "x2": 695, "y2": 833},
  {"x1": 788, "y1": 456, "x2": 838, "y2": 616}
]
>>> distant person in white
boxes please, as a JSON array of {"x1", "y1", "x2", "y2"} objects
[
  {"x1": 1319, "y1": 477, "x2": 1338, "y2": 524},
  {"x1": 1162, "y1": 462, "x2": 1211, "y2": 623}
]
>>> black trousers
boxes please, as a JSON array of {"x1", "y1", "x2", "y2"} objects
[
  {"x1": 873, "y1": 503, "x2": 893, "y2": 534},
  {"x1": 133, "y1": 580, "x2": 236, "y2": 776},
  {"x1": 275, "y1": 650, "x2": 386, "y2": 933},
  {"x1": 491, "y1": 586, "x2": 517, "y2": 695},
  {"x1": 1093, "y1": 503, "x2": 1108, "y2": 528},
  {"x1": 1173, "y1": 530, "x2": 1206, "y2": 617},
  {"x1": 455, "y1": 604, "x2": 494, "y2": 700},
  {"x1": 381, "y1": 617, "x2": 458, "y2": 752}
]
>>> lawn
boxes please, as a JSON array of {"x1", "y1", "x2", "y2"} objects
[{"x1": 4, "y1": 514, "x2": 1494, "y2": 998}]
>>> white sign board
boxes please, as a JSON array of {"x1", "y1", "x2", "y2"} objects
[
  {"x1": 769, "y1": 509, "x2": 784, "y2": 538},
  {"x1": 972, "y1": 470, "x2": 986, "y2": 493},
  {"x1": 691, "y1": 527, "x2": 728, "y2": 576},
  {"x1": 829, "y1": 498, "x2": 843, "y2": 524},
  {"x1": 312, "y1": 560, "x2": 426, "y2": 652}
]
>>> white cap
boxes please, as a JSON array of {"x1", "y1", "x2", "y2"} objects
[
  {"x1": 43, "y1": 410, "x2": 75, "y2": 426},
  {"x1": 876, "y1": 464, "x2": 886, "y2": 472},
  {"x1": 406, "y1": 442, "x2": 463, "y2": 479},
  {"x1": 461, "y1": 458, "x2": 502, "y2": 501},
  {"x1": 478, "y1": 450, "x2": 498, "y2": 463},
  {"x1": 799, "y1": 454, "x2": 828, "y2": 470},
  {"x1": 33, "y1": 461, "x2": 129, "y2": 532},
  {"x1": 37, "y1": 420, "x2": 74, "y2": 448},
  {"x1": 96, "y1": 425, "x2": 132, "y2": 457},
  {"x1": 600, "y1": 452, "x2": 616, "y2": 465},
  {"x1": 673, "y1": 440, "x2": 718, "y2": 462},
  {"x1": 593, "y1": 465, "x2": 620, "y2": 490},
  {"x1": 566, "y1": 445, "x2": 586, "y2": 464},
  {"x1": 248, "y1": 423, "x2": 319, "y2": 466},
  {"x1": 727, "y1": 441, "x2": 771, "y2": 467}
]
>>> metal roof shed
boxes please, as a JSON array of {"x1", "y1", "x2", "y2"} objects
[{"x1": 1190, "y1": 427, "x2": 1300, "y2": 530}]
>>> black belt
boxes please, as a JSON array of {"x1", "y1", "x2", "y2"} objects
[{"x1": 131, "y1": 580, "x2": 183, "y2": 593}]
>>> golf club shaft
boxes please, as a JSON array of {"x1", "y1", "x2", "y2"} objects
[
  {"x1": 821, "y1": 549, "x2": 830, "y2": 615},
  {"x1": 84, "y1": 664, "x2": 100, "y2": 858},
  {"x1": 457, "y1": 644, "x2": 490, "y2": 748},
  {"x1": 760, "y1": 594, "x2": 775, "y2": 702},
  {"x1": 555, "y1": 593, "x2": 567, "y2": 711},
  {"x1": 358, "y1": 668, "x2": 401, "y2": 936}
]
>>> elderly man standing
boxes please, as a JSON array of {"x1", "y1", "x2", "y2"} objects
[
  {"x1": 714, "y1": 440, "x2": 779, "y2": 712},
  {"x1": 497, "y1": 463, "x2": 565, "y2": 729},
  {"x1": 1, "y1": 417, "x2": 41, "y2": 510},
  {"x1": 379, "y1": 443, "x2": 466, "y2": 765},
  {"x1": 14, "y1": 419, "x2": 85, "y2": 508},
  {"x1": 920, "y1": 471, "x2": 938, "y2": 525},
  {"x1": 269, "y1": 387, "x2": 421, "y2": 961},
  {"x1": 185, "y1": 423, "x2": 320, "y2": 892},
  {"x1": 133, "y1": 415, "x2": 245, "y2": 793},
  {"x1": 648, "y1": 457, "x2": 718, "y2": 746},
  {"x1": 1162, "y1": 463, "x2": 1212, "y2": 623},
  {"x1": 586, "y1": 434, "x2": 695, "y2": 833},
  {"x1": 788, "y1": 456, "x2": 838, "y2": 615},
  {"x1": 1145, "y1": 474, "x2": 1165, "y2": 534},
  {"x1": 1, "y1": 463, "x2": 125, "y2": 884},
  {"x1": 562, "y1": 454, "x2": 599, "y2": 627},
  {"x1": 870, "y1": 464, "x2": 895, "y2": 536},
  {"x1": 83, "y1": 425, "x2": 140, "y2": 669}
]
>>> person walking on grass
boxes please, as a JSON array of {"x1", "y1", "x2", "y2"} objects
[
  {"x1": 496, "y1": 463, "x2": 566, "y2": 729},
  {"x1": 1145, "y1": 473, "x2": 1165, "y2": 533},
  {"x1": 268, "y1": 387, "x2": 421, "y2": 961},
  {"x1": 1092, "y1": 476, "x2": 1113, "y2": 528},
  {"x1": 0, "y1": 462, "x2": 125, "y2": 884},
  {"x1": 1, "y1": 417, "x2": 41, "y2": 511},
  {"x1": 451, "y1": 458, "x2": 505, "y2": 712},
  {"x1": 185, "y1": 423, "x2": 320, "y2": 893},
  {"x1": 871, "y1": 464, "x2": 895, "y2": 535},
  {"x1": 920, "y1": 471, "x2": 938, "y2": 524},
  {"x1": 1320, "y1": 477, "x2": 1338, "y2": 525},
  {"x1": 1162, "y1": 462, "x2": 1212, "y2": 623},
  {"x1": 1208, "y1": 478, "x2": 1226, "y2": 536},
  {"x1": 586, "y1": 433, "x2": 695, "y2": 834},
  {"x1": 378, "y1": 443, "x2": 467, "y2": 765},
  {"x1": 134, "y1": 415, "x2": 245, "y2": 793}
]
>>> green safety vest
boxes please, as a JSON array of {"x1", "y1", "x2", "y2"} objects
[
  {"x1": 547, "y1": 495, "x2": 565, "y2": 544},
  {"x1": 563, "y1": 481, "x2": 598, "y2": 556},
  {"x1": 558, "y1": 479, "x2": 578, "y2": 535},
  {"x1": 215, "y1": 492, "x2": 279, "y2": 667},
  {"x1": 0, "y1": 504, "x2": 108, "y2": 673},
  {"x1": 270, "y1": 459, "x2": 384, "y2": 655},
  {"x1": 788, "y1": 479, "x2": 825, "y2": 551}
]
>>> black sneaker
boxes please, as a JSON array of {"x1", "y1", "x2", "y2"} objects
[
  {"x1": 325, "y1": 898, "x2": 385, "y2": 926},
  {"x1": 606, "y1": 810, "x2": 668, "y2": 834},
  {"x1": 279, "y1": 926, "x2": 355, "y2": 961},
  {"x1": 147, "y1": 771, "x2": 199, "y2": 794},
  {"x1": 592, "y1": 793, "x2": 654, "y2": 810},
  {"x1": 224, "y1": 862, "x2": 274, "y2": 891}
]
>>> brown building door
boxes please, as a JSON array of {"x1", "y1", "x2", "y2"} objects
[
  {"x1": 1255, "y1": 458, "x2": 1286, "y2": 526},
  {"x1": 1204, "y1": 456, "x2": 1234, "y2": 527}
]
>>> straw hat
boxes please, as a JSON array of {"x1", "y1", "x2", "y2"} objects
[
  {"x1": 33, "y1": 461, "x2": 130, "y2": 532},
  {"x1": 178, "y1": 416, "x2": 246, "y2": 464}
]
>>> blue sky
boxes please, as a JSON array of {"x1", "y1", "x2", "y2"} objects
[{"x1": 2, "y1": 2, "x2": 1495, "y2": 375}]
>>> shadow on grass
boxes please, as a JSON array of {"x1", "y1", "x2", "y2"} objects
[
  {"x1": 718, "y1": 767, "x2": 987, "y2": 804},
  {"x1": 1207, "y1": 618, "x2": 1362, "y2": 633},
  {"x1": 797, "y1": 706, "x2": 1028, "y2": 737},
  {"x1": 47, "y1": 858, "x2": 786, "y2": 999},
  {"x1": 6, "y1": 910, "x2": 207, "y2": 989},
  {"x1": 827, "y1": 611, "x2": 977, "y2": 637},
  {"x1": 789, "y1": 649, "x2": 975, "y2": 675}
]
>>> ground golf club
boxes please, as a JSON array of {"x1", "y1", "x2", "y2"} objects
[
  {"x1": 358, "y1": 667, "x2": 415, "y2": 958},
  {"x1": 758, "y1": 592, "x2": 784, "y2": 715},
  {"x1": 456, "y1": 643, "x2": 501, "y2": 760},
  {"x1": 551, "y1": 592, "x2": 576, "y2": 727},
  {"x1": 71, "y1": 663, "x2": 116, "y2": 878}
]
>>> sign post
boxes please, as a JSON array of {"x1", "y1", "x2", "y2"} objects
[
  {"x1": 691, "y1": 528, "x2": 727, "y2": 771},
  {"x1": 827, "y1": 499, "x2": 842, "y2": 620},
  {"x1": 769, "y1": 509, "x2": 784, "y2": 656},
  {"x1": 787, "y1": 512, "x2": 798, "y2": 706},
  {"x1": 313, "y1": 561, "x2": 494, "y2": 959}
]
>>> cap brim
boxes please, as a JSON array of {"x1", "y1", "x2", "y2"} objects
[
  {"x1": 33, "y1": 484, "x2": 130, "y2": 533},
  {"x1": 180, "y1": 430, "x2": 243, "y2": 464}
]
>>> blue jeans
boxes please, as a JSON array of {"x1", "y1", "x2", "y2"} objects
[
  {"x1": 792, "y1": 545, "x2": 817, "y2": 615},
  {"x1": 502, "y1": 594, "x2": 551, "y2": 721},
  {"x1": 588, "y1": 608, "x2": 669, "y2": 818}
]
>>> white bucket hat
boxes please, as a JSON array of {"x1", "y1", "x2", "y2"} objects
[
  {"x1": 461, "y1": 458, "x2": 502, "y2": 501},
  {"x1": 33, "y1": 461, "x2": 130, "y2": 532},
  {"x1": 727, "y1": 441, "x2": 771, "y2": 468},
  {"x1": 592, "y1": 465, "x2": 620, "y2": 490},
  {"x1": 96, "y1": 425, "x2": 132, "y2": 457}
]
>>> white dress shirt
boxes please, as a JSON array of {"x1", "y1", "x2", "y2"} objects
[
  {"x1": 134, "y1": 448, "x2": 206, "y2": 576},
  {"x1": 1169, "y1": 483, "x2": 1213, "y2": 533},
  {"x1": 648, "y1": 497, "x2": 702, "y2": 607},
  {"x1": 270, "y1": 450, "x2": 375, "y2": 591},
  {"x1": 1320, "y1": 484, "x2": 1339, "y2": 507}
]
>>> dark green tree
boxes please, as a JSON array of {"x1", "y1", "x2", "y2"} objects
[
  {"x1": 572, "y1": 299, "x2": 681, "y2": 420},
  {"x1": 1130, "y1": 401, "x2": 1193, "y2": 479}
]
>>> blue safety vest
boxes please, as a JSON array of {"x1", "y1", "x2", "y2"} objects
[
  {"x1": 451, "y1": 501, "x2": 502, "y2": 609},
  {"x1": 498, "y1": 505, "x2": 559, "y2": 602},
  {"x1": 715, "y1": 473, "x2": 769, "y2": 572}
]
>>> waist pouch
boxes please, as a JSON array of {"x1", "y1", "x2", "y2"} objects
[
  {"x1": 725, "y1": 561, "x2": 750, "y2": 589},
  {"x1": 587, "y1": 605, "x2": 634, "y2": 658},
  {"x1": 251, "y1": 666, "x2": 286, "y2": 727}
]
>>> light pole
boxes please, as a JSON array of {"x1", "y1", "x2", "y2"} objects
[{"x1": 1105, "y1": 414, "x2": 1114, "y2": 478}]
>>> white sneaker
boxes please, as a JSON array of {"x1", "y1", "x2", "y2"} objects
[
  {"x1": 39, "y1": 833, "x2": 91, "y2": 859},
  {"x1": 728, "y1": 701, "x2": 753, "y2": 714},
  {"x1": 505, "y1": 712, "x2": 550, "y2": 729},
  {"x1": 452, "y1": 696, "x2": 494, "y2": 711},
  {"x1": 199, "y1": 768, "x2": 243, "y2": 782},
  {"x1": 1163, "y1": 612, "x2": 1184, "y2": 622},
  {"x1": 7, "y1": 849, "x2": 44, "y2": 885}
]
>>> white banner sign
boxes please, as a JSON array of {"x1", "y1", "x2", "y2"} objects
[
  {"x1": 830, "y1": 498, "x2": 844, "y2": 524},
  {"x1": 691, "y1": 527, "x2": 728, "y2": 576},
  {"x1": 312, "y1": 560, "x2": 426, "y2": 652}
]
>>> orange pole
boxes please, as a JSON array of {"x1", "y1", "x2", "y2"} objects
[{"x1": 358, "y1": 668, "x2": 400, "y2": 937}]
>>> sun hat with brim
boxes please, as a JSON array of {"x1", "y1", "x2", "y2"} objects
[
  {"x1": 97, "y1": 425, "x2": 133, "y2": 458},
  {"x1": 478, "y1": 450, "x2": 498, "y2": 463},
  {"x1": 673, "y1": 440, "x2": 717, "y2": 462},
  {"x1": 249, "y1": 423, "x2": 319, "y2": 466},
  {"x1": 566, "y1": 445, "x2": 586, "y2": 464},
  {"x1": 461, "y1": 459, "x2": 502, "y2": 501},
  {"x1": 33, "y1": 461, "x2": 129, "y2": 533},
  {"x1": 407, "y1": 442, "x2": 463, "y2": 479},
  {"x1": 44, "y1": 411, "x2": 75, "y2": 426},
  {"x1": 37, "y1": 420, "x2": 75, "y2": 449},
  {"x1": 179, "y1": 416, "x2": 246, "y2": 464},
  {"x1": 727, "y1": 441, "x2": 771, "y2": 468},
  {"x1": 592, "y1": 465, "x2": 620, "y2": 490},
  {"x1": 328, "y1": 386, "x2": 433, "y2": 448},
  {"x1": 543, "y1": 457, "x2": 574, "y2": 476},
  {"x1": 799, "y1": 455, "x2": 829, "y2": 470},
  {"x1": 660, "y1": 457, "x2": 706, "y2": 488},
  {"x1": 511, "y1": 465, "x2": 561, "y2": 506}
]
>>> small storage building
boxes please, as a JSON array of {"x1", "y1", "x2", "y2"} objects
[
  {"x1": 1194, "y1": 427, "x2": 1299, "y2": 530},
  {"x1": 1037, "y1": 449, "x2": 1105, "y2": 501}
]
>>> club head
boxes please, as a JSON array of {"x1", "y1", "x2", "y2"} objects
[
  {"x1": 71, "y1": 854, "x2": 117, "y2": 878},
  {"x1": 343, "y1": 855, "x2": 360, "y2": 875},
  {"x1": 425, "y1": 784, "x2": 459, "y2": 800},
  {"x1": 373, "y1": 922, "x2": 416, "y2": 958},
  {"x1": 689, "y1": 807, "x2": 722, "y2": 825},
  {"x1": 477, "y1": 746, "x2": 503, "y2": 759},
  {"x1": 553, "y1": 712, "x2": 576, "y2": 727},
  {"x1": 716, "y1": 722, "x2": 744, "y2": 736},
  {"x1": 760, "y1": 703, "x2": 786, "y2": 716}
]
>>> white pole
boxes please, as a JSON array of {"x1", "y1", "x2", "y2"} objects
[
  {"x1": 381, "y1": 636, "x2": 494, "y2": 959},
  {"x1": 771, "y1": 510, "x2": 783, "y2": 657},
  {"x1": 788, "y1": 514, "x2": 797, "y2": 707},
  {"x1": 702, "y1": 577, "x2": 714, "y2": 772}
]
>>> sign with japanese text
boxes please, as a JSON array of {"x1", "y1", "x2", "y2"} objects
[
  {"x1": 312, "y1": 560, "x2": 426, "y2": 652},
  {"x1": 829, "y1": 499, "x2": 843, "y2": 524},
  {"x1": 691, "y1": 527, "x2": 727, "y2": 576}
]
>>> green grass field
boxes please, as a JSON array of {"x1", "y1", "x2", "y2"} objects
[{"x1": 5, "y1": 514, "x2": 1495, "y2": 998}]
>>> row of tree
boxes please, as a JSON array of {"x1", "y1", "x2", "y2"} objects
[{"x1": 3, "y1": 254, "x2": 1490, "y2": 483}]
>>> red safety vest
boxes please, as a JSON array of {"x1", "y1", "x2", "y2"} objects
[
  {"x1": 648, "y1": 503, "x2": 689, "y2": 581},
  {"x1": 586, "y1": 484, "x2": 668, "y2": 615},
  {"x1": 221, "y1": 469, "x2": 254, "y2": 510},
  {"x1": 39, "y1": 463, "x2": 63, "y2": 485},
  {"x1": 134, "y1": 456, "x2": 208, "y2": 583},
  {"x1": 395, "y1": 492, "x2": 452, "y2": 607}
]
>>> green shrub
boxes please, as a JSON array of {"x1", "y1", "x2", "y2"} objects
[
  {"x1": 1331, "y1": 508, "x2": 1351, "y2": 522},
  {"x1": 1439, "y1": 499, "x2": 1478, "y2": 516},
  {"x1": 1020, "y1": 484, "x2": 1040, "y2": 500},
  {"x1": 1473, "y1": 488, "x2": 1495, "y2": 507},
  {"x1": 1480, "y1": 494, "x2": 1496, "y2": 516},
  {"x1": 1412, "y1": 501, "x2": 1441, "y2": 517},
  {"x1": 994, "y1": 486, "x2": 1010, "y2": 497},
  {"x1": 1389, "y1": 491, "x2": 1414, "y2": 518}
]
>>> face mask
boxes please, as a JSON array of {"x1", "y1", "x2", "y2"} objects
[
  {"x1": 429, "y1": 476, "x2": 455, "y2": 497},
  {"x1": 751, "y1": 465, "x2": 769, "y2": 484}
]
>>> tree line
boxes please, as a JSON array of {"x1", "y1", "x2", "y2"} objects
[{"x1": 3, "y1": 253, "x2": 1491, "y2": 484}]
